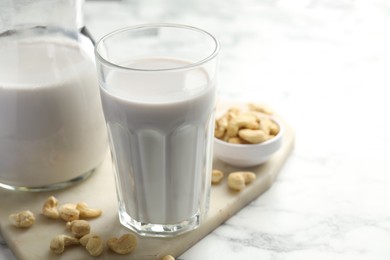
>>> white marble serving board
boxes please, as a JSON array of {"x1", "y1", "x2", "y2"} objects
[{"x1": 0, "y1": 117, "x2": 294, "y2": 260}]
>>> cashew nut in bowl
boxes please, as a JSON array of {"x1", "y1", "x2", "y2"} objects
[
  {"x1": 214, "y1": 103, "x2": 284, "y2": 167},
  {"x1": 248, "y1": 103, "x2": 273, "y2": 115},
  {"x1": 226, "y1": 114, "x2": 259, "y2": 138},
  {"x1": 238, "y1": 129, "x2": 267, "y2": 144},
  {"x1": 227, "y1": 137, "x2": 248, "y2": 144}
]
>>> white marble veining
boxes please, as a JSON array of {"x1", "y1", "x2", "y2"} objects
[{"x1": 2, "y1": 0, "x2": 390, "y2": 259}]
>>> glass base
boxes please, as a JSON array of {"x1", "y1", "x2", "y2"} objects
[
  {"x1": 0, "y1": 169, "x2": 95, "y2": 192},
  {"x1": 118, "y1": 207, "x2": 201, "y2": 237}
]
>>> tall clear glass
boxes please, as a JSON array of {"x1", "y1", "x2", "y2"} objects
[
  {"x1": 0, "y1": 0, "x2": 108, "y2": 191},
  {"x1": 95, "y1": 24, "x2": 219, "y2": 237}
]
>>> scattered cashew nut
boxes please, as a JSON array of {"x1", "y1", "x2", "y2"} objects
[
  {"x1": 66, "y1": 220, "x2": 90, "y2": 238},
  {"x1": 59, "y1": 203, "x2": 80, "y2": 222},
  {"x1": 107, "y1": 233, "x2": 137, "y2": 255},
  {"x1": 42, "y1": 196, "x2": 60, "y2": 219},
  {"x1": 49, "y1": 234, "x2": 79, "y2": 254},
  {"x1": 211, "y1": 169, "x2": 224, "y2": 184},
  {"x1": 227, "y1": 172, "x2": 245, "y2": 191},
  {"x1": 76, "y1": 202, "x2": 102, "y2": 219},
  {"x1": 241, "y1": 171, "x2": 257, "y2": 183},
  {"x1": 80, "y1": 234, "x2": 104, "y2": 257},
  {"x1": 11, "y1": 197, "x2": 106, "y2": 257},
  {"x1": 8, "y1": 210, "x2": 35, "y2": 228},
  {"x1": 228, "y1": 171, "x2": 256, "y2": 191}
]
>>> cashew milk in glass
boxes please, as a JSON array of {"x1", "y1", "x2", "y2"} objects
[
  {"x1": 100, "y1": 58, "x2": 216, "y2": 226},
  {"x1": 0, "y1": 40, "x2": 108, "y2": 189}
]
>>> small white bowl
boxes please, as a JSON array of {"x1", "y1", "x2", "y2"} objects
[{"x1": 213, "y1": 117, "x2": 284, "y2": 167}]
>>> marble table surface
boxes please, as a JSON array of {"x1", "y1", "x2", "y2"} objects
[{"x1": 2, "y1": 0, "x2": 390, "y2": 259}]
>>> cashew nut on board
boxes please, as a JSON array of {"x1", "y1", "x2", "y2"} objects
[
  {"x1": 66, "y1": 220, "x2": 91, "y2": 238},
  {"x1": 228, "y1": 171, "x2": 256, "y2": 191},
  {"x1": 107, "y1": 233, "x2": 138, "y2": 255},
  {"x1": 211, "y1": 169, "x2": 224, "y2": 184},
  {"x1": 80, "y1": 233, "x2": 104, "y2": 256},
  {"x1": 59, "y1": 203, "x2": 80, "y2": 222},
  {"x1": 76, "y1": 202, "x2": 102, "y2": 218},
  {"x1": 8, "y1": 210, "x2": 35, "y2": 228},
  {"x1": 42, "y1": 196, "x2": 60, "y2": 219},
  {"x1": 49, "y1": 235, "x2": 79, "y2": 254}
]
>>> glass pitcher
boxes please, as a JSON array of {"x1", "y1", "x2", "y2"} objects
[{"x1": 0, "y1": 0, "x2": 108, "y2": 191}]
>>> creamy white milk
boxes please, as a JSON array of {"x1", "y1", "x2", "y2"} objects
[
  {"x1": 0, "y1": 40, "x2": 108, "y2": 187},
  {"x1": 100, "y1": 58, "x2": 216, "y2": 225}
]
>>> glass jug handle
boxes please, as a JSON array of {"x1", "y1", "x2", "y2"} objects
[{"x1": 80, "y1": 26, "x2": 95, "y2": 45}]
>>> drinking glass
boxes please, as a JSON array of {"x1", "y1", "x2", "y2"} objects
[{"x1": 95, "y1": 24, "x2": 219, "y2": 237}]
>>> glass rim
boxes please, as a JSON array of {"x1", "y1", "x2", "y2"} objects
[{"x1": 94, "y1": 23, "x2": 220, "y2": 72}]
